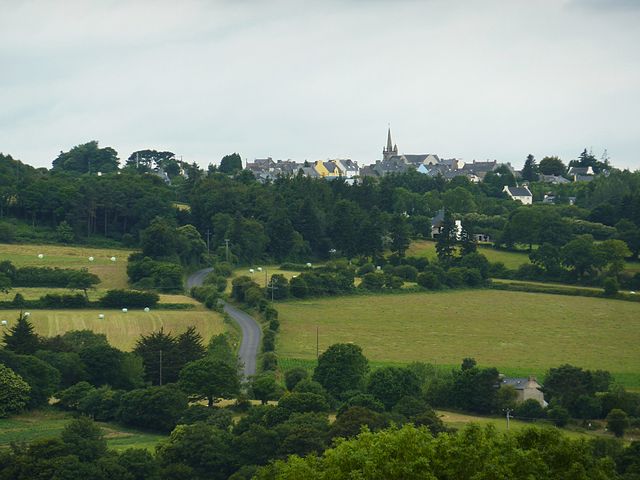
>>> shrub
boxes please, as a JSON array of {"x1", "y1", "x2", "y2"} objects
[
  {"x1": 360, "y1": 272, "x2": 385, "y2": 291},
  {"x1": 118, "y1": 385, "x2": 188, "y2": 432},
  {"x1": 203, "y1": 273, "x2": 227, "y2": 292},
  {"x1": 213, "y1": 262, "x2": 234, "y2": 278},
  {"x1": 262, "y1": 329, "x2": 276, "y2": 352},
  {"x1": 285, "y1": 367, "x2": 309, "y2": 391},
  {"x1": 261, "y1": 352, "x2": 278, "y2": 372},
  {"x1": 391, "y1": 265, "x2": 418, "y2": 282},
  {"x1": 244, "y1": 286, "x2": 264, "y2": 307},
  {"x1": 99, "y1": 289, "x2": 159, "y2": 309},
  {"x1": 289, "y1": 276, "x2": 309, "y2": 298},
  {"x1": 384, "y1": 274, "x2": 404, "y2": 289},
  {"x1": 547, "y1": 406, "x2": 570, "y2": 427},
  {"x1": 444, "y1": 268, "x2": 465, "y2": 288},
  {"x1": 603, "y1": 277, "x2": 619, "y2": 296},
  {"x1": 269, "y1": 318, "x2": 280, "y2": 332},
  {"x1": 39, "y1": 293, "x2": 88, "y2": 308},
  {"x1": 417, "y1": 272, "x2": 441, "y2": 289},
  {"x1": 356, "y1": 263, "x2": 375, "y2": 276},
  {"x1": 190, "y1": 285, "x2": 218, "y2": 303},
  {"x1": 0, "y1": 222, "x2": 15, "y2": 243},
  {"x1": 462, "y1": 268, "x2": 483, "y2": 286},
  {"x1": 514, "y1": 399, "x2": 546, "y2": 420},
  {"x1": 265, "y1": 306, "x2": 279, "y2": 323}
]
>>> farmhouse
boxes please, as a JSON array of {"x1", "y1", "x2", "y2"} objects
[
  {"x1": 500, "y1": 376, "x2": 546, "y2": 407},
  {"x1": 503, "y1": 185, "x2": 533, "y2": 205}
]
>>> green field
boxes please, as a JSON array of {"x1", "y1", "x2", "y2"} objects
[
  {"x1": 0, "y1": 243, "x2": 133, "y2": 289},
  {"x1": 0, "y1": 410, "x2": 164, "y2": 451},
  {"x1": 276, "y1": 290, "x2": 640, "y2": 387},
  {"x1": 0, "y1": 308, "x2": 225, "y2": 351},
  {"x1": 407, "y1": 240, "x2": 530, "y2": 269}
]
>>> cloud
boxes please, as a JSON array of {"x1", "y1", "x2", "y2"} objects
[{"x1": 1, "y1": 0, "x2": 639, "y2": 169}]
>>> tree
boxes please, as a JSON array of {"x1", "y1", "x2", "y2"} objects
[
  {"x1": 597, "y1": 239, "x2": 631, "y2": 277},
  {"x1": 313, "y1": 343, "x2": 369, "y2": 399},
  {"x1": 543, "y1": 364, "x2": 595, "y2": 414},
  {"x1": 388, "y1": 215, "x2": 411, "y2": 257},
  {"x1": 52, "y1": 141, "x2": 119, "y2": 174},
  {"x1": 561, "y1": 235, "x2": 601, "y2": 279},
  {"x1": 366, "y1": 367, "x2": 421, "y2": 410},
  {"x1": 126, "y1": 149, "x2": 176, "y2": 173},
  {"x1": 133, "y1": 328, "x2": 180, "y2": 385},
  {"x1": 119, "y1": 385, "x2": 188, "y2": 432},
  {"x1": 219, "y1": 153, "x2": 243, "y2": 174},
  {"x1": 435, "y1": 211, "x2": 456, "y2": 264},
  {"x1": 0, "y1": 271, "x2": 11, "y2": 293},
  {"x1": 251, "y1": 374, "x2": 279, "y2": 405},
  {"x1": 60, "y1": 416, "x2": 107, "y2": 461},
  {"x1": 284, "y1": 367, "x2": 309, "y2": 391},
  {"x1": 603, "y1": 277, "x2": 619, "y2": 296},
  {"x1": 66, "y1": 268, "x2": 100, "y2": 299},
  {"x1": 606, "y1": 408, "x2": 629, "y2": 437},
  {"x1": 2, "y1": 313, "x2": 40, "y2": 354},
  {"x1": 179, "y1": 357, "x2": 241, "y2": 406},
  {"x1": 521, "y1": 154, "x2": 539, "y2": 182},
  {"x1": 157, "y1": 423, "x2": 237, "y2": 480},
  {"x1": 0, "y1": 349, "x2": 61, "y2": 408},
  {"x1": 539, "y1": 156, "x2": 566, "y2": 176},
  {"x1": 140, "y1": 217, "x2": 180, "y2": 259},
  {"x1": 530, "y1": 243, "x2": 563, "y2": 276},
  {"x1": 176, "y1": 326, "x2": 206, "y2": 367},
  {"x1": 0, "y1": 364, "x2": 30, "y2": 417}
]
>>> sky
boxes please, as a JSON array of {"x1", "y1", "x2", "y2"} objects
[{"x1": 1, "y1": 0, "x2": 639, "y2": 171}]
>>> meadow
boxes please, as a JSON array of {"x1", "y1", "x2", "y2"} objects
[
  {"x1": 0, "y1": 307, "x2": 225, "y2": 351},
  {"x1": 276, "y1": 290, "x2": 640, "y2": 387},
  {"x1": 407, "y1": 240, "x2": 530, "y2": 269},
  {"x1": 0, "y1": 410, "x2": 164, "y2": 451},
  {"x1": 0, "y1": 243, "x2": 133, "y2": 289}
]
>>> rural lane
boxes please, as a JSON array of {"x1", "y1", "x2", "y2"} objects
[{"x1": 186, "y1": 268, "x2": 262, "y2": 378}]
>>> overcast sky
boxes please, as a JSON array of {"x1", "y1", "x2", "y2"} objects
[{"x1": 1, "y1": 0, "x2": 639, "y2": 170}]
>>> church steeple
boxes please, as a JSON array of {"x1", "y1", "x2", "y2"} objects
[{"x1": 383, "y1": 127, "x2": 398, "y2": 160}]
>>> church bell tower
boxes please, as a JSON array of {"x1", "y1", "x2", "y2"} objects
[{"x1": 383, "y1": 127, "x2": 398, "y2": 161}]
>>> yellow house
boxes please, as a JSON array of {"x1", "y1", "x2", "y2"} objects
[{"x1": 312, "y1": 160, "x2": 342, "y2": 178}]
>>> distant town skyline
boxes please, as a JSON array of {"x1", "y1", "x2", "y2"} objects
[{"x1": 1, "y1": 0, "x2": 639, "y2": 170}]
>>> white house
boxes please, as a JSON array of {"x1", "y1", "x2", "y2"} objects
[{"x1": 503, "y1": 185, "x2": 533, "y2": 205}]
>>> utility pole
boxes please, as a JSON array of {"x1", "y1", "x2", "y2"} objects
[
  {"x1": 205, "y1": 229, "x2": 211, "y2": 254},
  {"x1": 224, "y1": 239, "x2": 230, "y2": 263},
  {"x1": 505, "y1": 408, "x2": 512, "y2": 431},
  {"x1": 316, "y1": 326, "x2": 319, "y2": 359},
  {"x1": 266, "y1": 276, "x2": 277, "y2": 302},
  {"x1": 159, "y1": 349, "x2": 163, "y2": 386}
]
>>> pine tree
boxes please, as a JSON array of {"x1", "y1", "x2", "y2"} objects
[
  {"x1": 2, "y1": 313, "x2": 40, "y2": 355},
  {"x1": 459, "y1": 225, "x2": 477, "y2": 256},
  {"x1": 176, "y1": 326, "x2": 206, "y2": 366},
  {"x1": 436, "y1": 211, "x2": 457, "y2": 265},
  {"x1": 521, "y1": 154, "x2": 539, "y2": 182}
]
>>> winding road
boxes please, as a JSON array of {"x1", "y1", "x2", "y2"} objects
[{"x1": 187, "y1": 268, "x2": 262, "y2": 378}]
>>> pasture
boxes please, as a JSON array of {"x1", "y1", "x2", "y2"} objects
[
  {"x1": 0, "y1": 243, "x2": 133, "y2": 289},
  {"x1": 0, "y1": 410, "x2": 164, "y2": 451},
  {"x1": 0, "y1": 308, "x2": 225, "y2": 351},
  {"x1": 276, "y1": 290, "x2": 640, "y2": 387},
  {"x1": 407, "y1": 240, "x2": 530, "y2": 269}
]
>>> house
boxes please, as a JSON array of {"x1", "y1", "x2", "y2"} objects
[
  {"x1": 333, "y1": 159, "x2": 360, "y2": 179},
  {"x1": 539, "y1": 174, "x2": 570, "y2": 185},
  {"x1": 431, "y1": 209, "x2": 462, "y2": 239},
  {"x1": 543, "y1": 194, "x2": 576, "y2": 206},
  {"x1": 573, "y1": 174, "x2": 595, "y2": 183},
  {"x1": 567, "y1": 166, "x2": 594, "y2": 176},
  {"x1": 500, "y1": 376, "x2": 546, "y2": 406},
  {"x1": 474, "y1": 233, "x2": 492, "y2": 243},
  {"x1": 503, "y1": 185, "x2": 533, "y2": 205}
]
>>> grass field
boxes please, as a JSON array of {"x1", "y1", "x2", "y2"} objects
[
  {"x1": 228, "y1": 266, "x2": 303, "y2": 293},
  {"x1": 276, "y1": 290, "x2": 640, "y2": 387},
  {"x1": 0, "y1": 308, "x2": 225, "y2": 351},
  {"x1": 407, "y1": 240, "x2": 530, "y2": 269},
  {"x1": 0, "y1": 243, "x2": 133, "y2": 289},
  {"x1": 0, "y1": 410, "x2": 164, "y2": 451}
]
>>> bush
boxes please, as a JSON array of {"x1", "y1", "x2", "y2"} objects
[
  {"x1": 118, "y1": 385, "x2": 188, "y2": 432},
  {"x1": 0, "y1": 222, "x2": 15, "y2": 243},
  {"x1": 547, "y1": 406, "x2": 570, "y2": 427},
  {"x1": 39, "y1": 293, "x2": 88, "y2": 308},
  {"x1": 262, "y1": 329, "x2": 276, "y2": 353},
  {"x1": 391, "y1": 265, "x2": 418, "y2": 282},
  {"x1": 100, "y1": 289, "x2": 159, "y2": 308},
  {"x1": 514, "y1": 399, "x2": 546, "y2": 420},
  {"x1": 203, "y1": 273, "x2": 227, "y2": 292},
  {"x1": 289, "y1": 276, "x2": 309, "y2": 298},
  {"x1": 356, "y1": 263, "x2": 375, "y2": 276},
  {"x1": 13, "y1": 266, "x2": 99, "y2": 288},
  {"x1": 269, "y1": 318, "x2": 280, "y2": 332},
  {"x1": 603, "y1": 277, "x2": 619, "y2": 296},
  {"x1": 417, "y1": 272, "x2": 441, "y2": 290},
  {"x1": 265, "y1": 306, "x2": 279, "y2": 322},
  {"x1": 360, "y1": 272, "x2": 385, "y2": 291},
  {"x1": 462, "y1": 268, "x2": 483, "y2": 286},
  {"x1": 384, "y1": 274, "x2": 404, "y2": 290},
  {"x1": 444, "y1": 268, "x2": 465, "y2": 288},
  {"x1": 261, "y1": 352, "x2": 278, "y2": 372},
  {"x1": 244, "y1": 286, "x2": 264, "y2": 307},
  {"x1": 285, "y1": 367, "x2": 309, "y2": 391},
  {"x1": 190, "y1": 285, "x2": 218, "y2": 303},
  {"x1": 213, "y1": 262, "x2": 233, "y2": 278}
]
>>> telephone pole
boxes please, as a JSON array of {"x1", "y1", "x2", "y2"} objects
[
  {"x1": 224, "y1": 239, "x2": 230, "y2": 263},
  {"x1": 159, "y1": 349, "x2": 163, "y2": 386},
  {"x1": 505, "y1": 408, "x2": 512, "y2": 431},
  {"x1": 205, "y1": 229, "x2": 211, "y2": 254}
]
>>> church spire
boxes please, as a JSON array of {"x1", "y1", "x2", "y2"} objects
[{"x1": 383, "y1": 126, "x2": 398, "y2": 161}]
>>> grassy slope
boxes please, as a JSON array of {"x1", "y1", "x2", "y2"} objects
[
  {"x1": 0, "y1": 410, "x2": 164, "y2": 451},
  {"x1": 0, "y1": 243, "x2": 133, "y2": 289},
  {"x1": 276, "y1": 290, "x2": 640, "y2": 387},
  {"x1": 0, "y1": 307, "x2": 225, "y2": 351},
  {"x1": 407, "y1": 240, "x2": 530, "y2": 269}
]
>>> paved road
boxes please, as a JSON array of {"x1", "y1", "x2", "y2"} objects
[{"x1": 186, "y1": 268, "x2": 262, "y2": 378}]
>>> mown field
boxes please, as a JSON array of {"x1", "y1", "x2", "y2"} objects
[
  {"x1": 0, "y1": 308, "x2": 225, "y2": 351},
  {"x1": 0, "y1": 243, "x2": 133, "y2": 289},
  {"x1": 0, "y1": 410, "x2": 164, "y2": 451},
  {"x1": 276, "y1": 290, "x2": 640, "y2": 387}
]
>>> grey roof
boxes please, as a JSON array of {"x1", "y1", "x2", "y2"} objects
[
  {"x1": 501, "y1": 377, "x2": 540, "y2": 390},
  {"x1": 359, "y1": 165, "x2": 379, "y2": 177},
  {"x1": 301, "y1": 167, "x2": 320, "y2": 178},
  {"x1": 403, "y1": 154, "x2": 439, "y2": 165},
  {"x1": 506, "y1": 186, "x2": 532, "y2": 197},
  {"x1": 431, "y1": 209, "x2": 445, "y2": 227},
  {"x1": 324, "y1": 162, "x2": 339, "y2": 173},
  {"x1": 461, "y1": 160, "x2": 498, "y2": 173},
  {"x1": 539, "y1": 174, "x2": 570, "y2": 184},
  {"x1": 568, "y1": 166, "x2": 592, "y2": 175},
  {"x1": 574, "y1": 174, "x2": 594, "y2": 182}
]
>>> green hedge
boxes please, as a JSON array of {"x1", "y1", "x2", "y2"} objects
[{"x1": 99, "y1": 289, "x2": 160, "y2": 308}]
